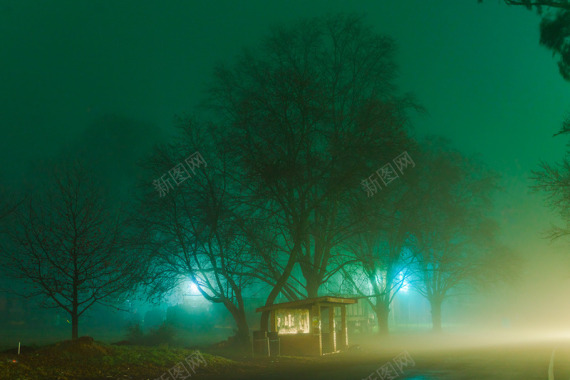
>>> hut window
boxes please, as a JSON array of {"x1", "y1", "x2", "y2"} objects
[{"x1": 276, "y1": 308, "x2": 310, "y2": 334}]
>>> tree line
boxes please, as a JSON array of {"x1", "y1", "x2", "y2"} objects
[{"x1": 0, "y1": 14, "x2": 515, "y2": 344}]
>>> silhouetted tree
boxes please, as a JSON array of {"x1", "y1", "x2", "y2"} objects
[
  {"x1": 491, "y1": 0, "x2": 570, "y2": 10},
  {"x1": 139, "y1": 120, "x2": 256, "y2": 346},
  {"x1": 408, "y1": 138, "x2": 504, "y2": 332},
  {"x1": 0, "y1": 162, "x2": 146, "y2": 339},
  {"x1": 487, "y1": 1, "x2": 570, "y2": 255},
  {"x1": 480, "y1": 0, "x2": 570, "y2": 80},
  {"x1": 340, "y1": 171, "x2": 418, "y2": 335},
  {"x1": 207, "y1": 13, "x2": 419, "y2": 330},
  {"x1": 532, "y1": 138, "x2": 570, "y2": 238}
]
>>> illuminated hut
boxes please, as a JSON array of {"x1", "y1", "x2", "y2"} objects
[{"x1": 255, "y1": 296, "x2": 358, "y2": 356}]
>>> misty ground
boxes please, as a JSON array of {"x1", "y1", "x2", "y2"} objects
[{"x1": 2, "y1": 328, "x2": 570, "y2": 379}]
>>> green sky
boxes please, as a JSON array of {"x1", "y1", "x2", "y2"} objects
[{"x1": 2, "y1": 0, "x2": 570, "y2": 316}]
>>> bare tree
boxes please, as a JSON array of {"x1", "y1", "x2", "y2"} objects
[
  {"x1": 482, "y1": 0, "x2": 570, "y2": 269},
  {"x1": 207, "y1": 13, "x2": 419, "y2": 330},
  {"x1": 480, "y1": 0, "x2": 570, "y2": 79},
  {"x1": 139, "y1": 120, "x2": 258, "y2": 346},
  {"x1": 340, "y1": 184, "x2": 417, "y2": 335},
  {"x1": 532, "y1": 151, "x2": 570, "y2": 238},
  {"x1": 408, "y1": 138, "x2": 504, "y2": 332},
  {"x1": 494, "y1": 0, "x2": 570, "y2": 10},
  {"x1": 0, "y1": 163, "x2": 146, "y2": 339}
]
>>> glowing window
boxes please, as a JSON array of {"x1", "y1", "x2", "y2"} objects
[{"x1": 276, "y1": 308, "x2": 310, "y2": 334}]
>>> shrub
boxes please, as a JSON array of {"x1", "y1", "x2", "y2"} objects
[{"x1": 123, "y1": 321, "x2": 176, "y2": 346}]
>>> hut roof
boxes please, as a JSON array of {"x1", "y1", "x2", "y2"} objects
[{"x1": 256, "y1": 296, "x2": 357, "y2": 312}]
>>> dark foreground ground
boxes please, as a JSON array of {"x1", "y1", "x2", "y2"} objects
[{"x1": 2, "y1": 330, "x2": 570, "y2": 379}]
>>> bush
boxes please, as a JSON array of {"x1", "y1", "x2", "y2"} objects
[
  {"x1": 146, "y1": 322, "x2": 175, "y2": 346},
  {"x1": 125, "y1": 322, "x2": 144, "y2": 344},
  {"x1": 123, "y1": 321, "x2": 175, "y2": 346}
]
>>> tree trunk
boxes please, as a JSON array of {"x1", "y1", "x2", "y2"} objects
[
  {"x1": 227, "y1": 302, "x2": 250, "y2": 347},
  {"x1": 72, "y1": 279, "x2": 79, "y2": 340},
  {"x1": 260, "y1": 243, "x2": 299, "y2": 331},
  {"x1": 223, "y1": 295, "x2": 249, "y2": 346},
  {"x1": 305, "y1": 275, "x2": 320, "y2": 299},
  {"x1": 71, "y1": 310, "x2": 79, "y2": 340},
  {"x1": 374, "y1": 299, "x2": 390, "y2": 336},
  {"x1": 235, "y1": 294, "x2": 251, "y2": 346},
  {"x1": 430, "y1": 297, "x2": 443, "y2": 332},
  {"x1": 303, "y1": 234, "x2": 328, "y2": 299},
  {"x1": 235, "y1": 312, "x2": 250, "y2": 346}
]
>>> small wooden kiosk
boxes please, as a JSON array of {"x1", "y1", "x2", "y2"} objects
[{"x1": 256, "y1": 296, "x2": 357, "y2": 356}]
